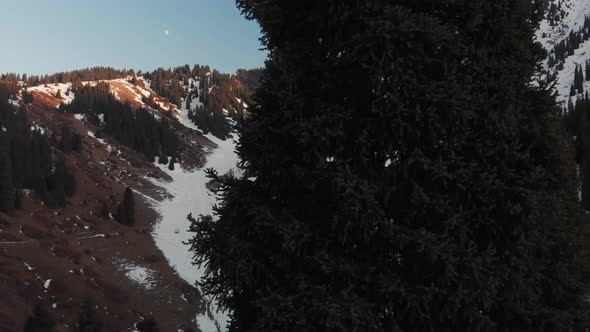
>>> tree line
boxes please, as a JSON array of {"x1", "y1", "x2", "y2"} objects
[
  {"x1": 64, "y1": 83, "x2": 179, "y2": 162},
  {"x1": 187, "y1": 74, "x2": 251, "y2": 139},
  {"x1": 1, "y1": 67, "x2": 135, "y2": 88},
  {"x1": 143, "y1": 65, "x2": 259, "y2": 140},
  {"x1": 0, "y1": 85, "x2": 76, "y2": 211},
  {"x1": 542, "y1": 0, "x2": 568, "y2": 28},
  {"x1": 564, "y1": 92, "x2": 590, "y2": 211},
  {"x1": 569, "y1": 60, "x2": 590, "y2": 97},
  {"x1": 547, "y1": 14, "x2": 590, "y2": 69}
]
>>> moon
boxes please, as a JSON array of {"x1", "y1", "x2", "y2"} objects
[{"x1": 164, "y1": 29, "x2": 169, "y2": 36}]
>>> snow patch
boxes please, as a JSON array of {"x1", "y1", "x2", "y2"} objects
[
  {"x1": 148, "y1": 129, "x2": 238, "y2": 331},
  {"x1": 29, "y1": 83, "x2": 75, "y2": 106},
  {"x1": 114, "y1": 258, "x2": 157, "y2": 290},
  {"x1": 87, "y1": 131, "x2": 106, "y2": 145},
  {"x1": 30, "y1": 124, "x2": 46, "y2": 134}
]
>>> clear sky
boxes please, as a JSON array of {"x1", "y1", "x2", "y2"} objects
[{"x1": 0, "y1": 0, "x2": 267, "y2": 75}]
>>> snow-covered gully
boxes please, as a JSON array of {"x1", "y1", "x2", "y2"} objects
[{"x1": 148, "y1": 124, "x2": 238, "y2": 332}]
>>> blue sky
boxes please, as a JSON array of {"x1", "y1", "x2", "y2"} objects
[{"x1": 0, "y1": 0, "x2": 266, "y2": 75}]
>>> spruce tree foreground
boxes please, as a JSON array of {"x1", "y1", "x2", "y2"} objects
[{"x1": 188, "y1": 1, "x2": 590, "y2": 331}]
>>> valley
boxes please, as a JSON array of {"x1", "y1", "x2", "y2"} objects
[{"x1": 0, "y1": 67, "x2": 255, "y2": 331}]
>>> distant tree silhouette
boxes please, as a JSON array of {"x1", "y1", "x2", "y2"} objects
[
  {"x1": 136, "y1": 317, "x2": 159, "y2": 332},
  {"x1": 72, "y1": 301, "x2": 102, "y2": 332},
  {"x1": 24, "y1": 303, "x2": 56, "y2": 332},
  {"x1": 115, "y1": 187, "x2": 135, "y2": 226}
]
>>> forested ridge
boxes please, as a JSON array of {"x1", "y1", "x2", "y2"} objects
[
  {"x1": 0, "y1": 62, "x2": 263, "y2": 216},
  {"x1": 0, "y1": 84, "x2": 76, "y2": 211},
  {"x1": 1, "y1": 64, "x2": 263, "y2": 141},
  {"x1": 64, "y1": 82, "x2": 180, "y2": 162},
  {"x1": 1, "y1": 67, "x2": 135, "y2": 87},
  {"x1": 145, "y1": 65, "x2": 258, "y2": 139},
  {"x1": 547, "y1": 15, "x2": 590, "y2": 70}
]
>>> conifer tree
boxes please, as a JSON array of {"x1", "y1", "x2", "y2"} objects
[
  {"x1": 571, "y1": 84, "x2": 577, "y2": 96},
  {"x1": 583, "y1": 157, "x2": 590, "y2": 210},
  {"x1": 99, "y1": 202, "x2": 109, "y2": 220},
  {"x1": 24, "y1": 303, "x2": 56, "y2": 332},
  {"x1": 72, "y1": 301, "x2": 102, "y2": 332},
  {"x1": 188, "y1": 1, "x2": 590, "y2": 331},
  {"x1": 159, "y1": 155, "x2": 168, "y2": 165},
  {"x1": 136, "y1": 317, "x2": 158, "y2": 332},
  {"x1": 577, "y1": 65, "x2": 585, "y2": 93},
  {"x1": 22, "y1": 89, "x2": 34, "y2": 104},
  {"x1": 60, "y1": 126, "x2": 73, "y2": 153},
  {"x1": 0, "y1": 138, "x2": 14, "y2": 212},
  {"x1": 115, "y1": 187, "x2": 135, "y2": 226},
  {"x1": 14, "y1": 190, "x2": 21, "y2": 209},
  {"x1": 168, "y1": 156, "x2": 176, "y2": 171}
]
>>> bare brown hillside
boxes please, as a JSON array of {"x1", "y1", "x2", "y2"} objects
[{"x1": 0, "y1": 88, "x2": 215, "y2": 331}]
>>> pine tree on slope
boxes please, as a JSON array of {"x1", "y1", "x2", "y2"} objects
[
  {"x1": 136, "y1": 317, "x2": 159, "y2": 332},
  {"x1": 24, "y1": 303, "x2": 56, "y2": 332},
  {"x1": 72, "y1": 301, "x2": 102, "y2": 332},
  {"x1": 115, "y1": 187, "x2": 135, "y2": 226},
  {"x1": 189, "y1": 1, "x2": 590, "y2": 331},
  {"x1": 0, "y1": 136, "x2": 14, "y2": 212}
]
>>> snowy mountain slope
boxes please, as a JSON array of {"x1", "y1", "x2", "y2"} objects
[
  {"x1": 555, "y1": 38, "x2": 590, "y2": 103},
  {"x1": 538, "y1": 0, "x2": 590, "y2": 50},
  {"x1": 538, "y1": 0, "x2": 590, "y2": 103},
  {"x1": 149, "y1": 135, "x2": 237, "y2": 332},
  {"x1": 28, "y1": 83, "x2": 75, "y2": 107},
  {"x1": 147, "y1": 80, "x2": 242, "y2": 332}
]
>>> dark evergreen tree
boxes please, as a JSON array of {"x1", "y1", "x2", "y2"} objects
[
  {"x1": 159, "y1": 155, "x2": 168, "y2": 165},
  {"x1": 45, "y1": 157, "x2": 75, "y2": 208},
  {"x1": 60, "y1": 126, "x2": 73, "y2": 153},
  {"x1": 72, "y1": 301, "x2": 102, "y2": 332},
  {"x1": 24, "y1": 303, "x2": 56, "y2": 332},
  {"x1": 0, "y1": 137, "x2": 14, "y2": 212},
  {"x1": 135, "y1": 317, "x2": 158, "y2": 332},
  {"x1": 168, "y1": 156, "x2": 176, "y2": 171},
  {"x1": 115, "y1": 187, "x2": 135, "y2": 226},
  {"x1": 577, "y1": 65, "x2": 585, "y2": 94},
  {"x1": 22, "y1": 89, "x2": 34, "y2": 104},
  {"x1": 188, "y1": 1, "x2": 590, "y2": 331},
  {"x1": 564, "y1": 91, "x2": 590, "y2": 211},
  {"x1": 571, "y1": 84, "x2": 577, "y2": 97},
  {"x1": 99, "y1": 202, "x2": 110, "y2": 220},
  {"x1": 14, "y1": 189, "x2": 21, "y2": 209}
]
